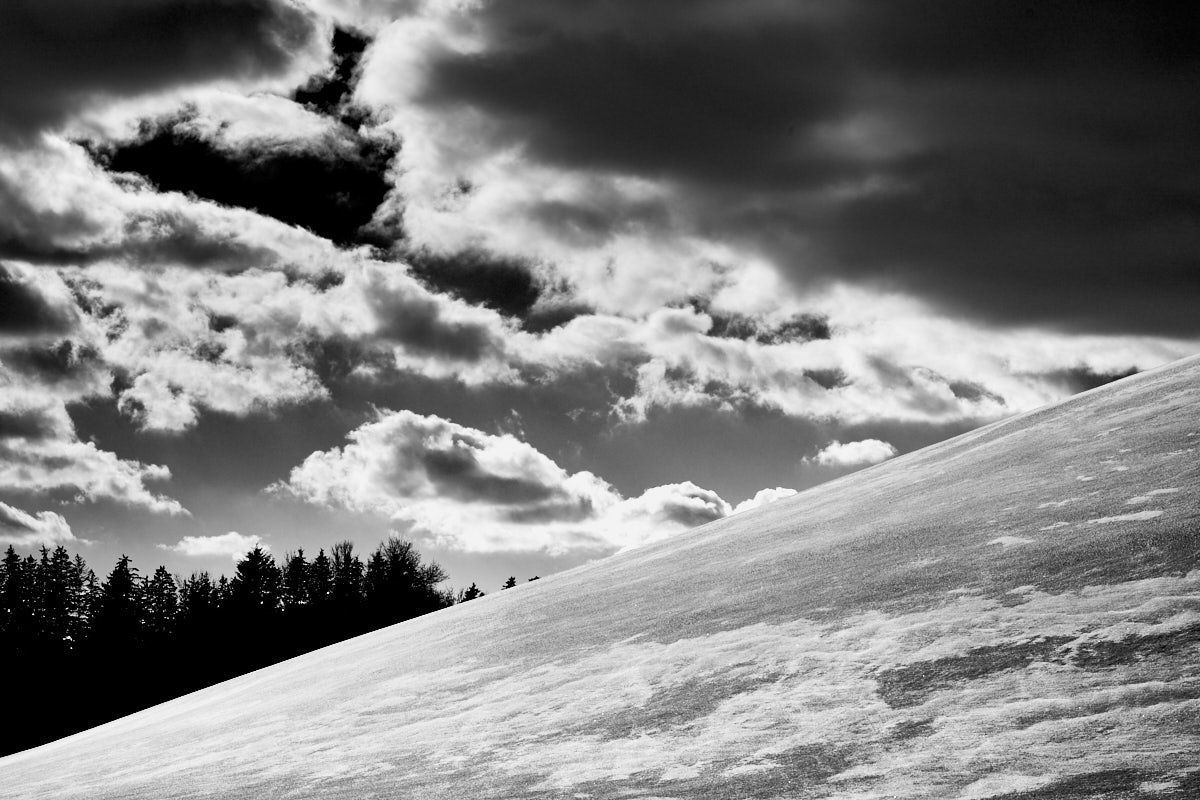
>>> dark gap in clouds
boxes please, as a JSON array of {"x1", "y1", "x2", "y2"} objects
[
  {"x1": 0, "y1": 265, "x2": 74, "y2": 334},
  {"x1": 292, "y1": 28, "x2": 372, "y2": 129},
  {"x1": 1037, "y1": 365, "x2": 1140, "y2": 396},
  {"x1": 286, "y1": 335, "x2": 392, "y2": 388},
  {"x1": 947, "y1": 380, "x2": 1005, "y2": 406},
  {"x1": 0, "y1": 409, "x2": 58, "y2": 442},
  {"x1": 406, "y1": 248, "x2": 540, "y2": 318},
  {"x1": 207, "y1": 313, "x2": 239, "y2": 333},
  {"x1": 405, "y1": 248, "x2": 592, "y2": 332},
  {"x1": 2, "y1": 340, "x2": 98, "y2": 385},
  {"x1": 521, "y1": 301, "x2": 594, "y2": 334},
  {"x1": 700, "y1": 305, "x2": 832, "y2": 345},
  {"x1": 0, "y1": 0, "x2": 320, "y2": 143},
  {"x1": 90, "y1": 107, "x2": 399, "y2": 249},
  {"x1": 803, "y1": 368, "x2": 848, "y2": 390}
]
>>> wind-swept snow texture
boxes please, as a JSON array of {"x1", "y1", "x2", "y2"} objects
[{"x1": 4, "y1": 357, "x2": 1200, "y2": 799}]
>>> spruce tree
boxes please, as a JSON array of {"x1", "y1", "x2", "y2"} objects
[
  {"x1": 456, "y1": 583, "x2": 485, "y2": 602},
  {"x1": 90, "y1": 556, "x2": 142, "y2": 650},
  {"x1": 229, "y1": 547, "x2": 282, "y2": 614},
  {"x1": 281, "y1": 549, "x2": 309, "y2": 612},
  {"x1": 142, "y1": 566, "x2": 179, "y2": 642},
  {"x1": 306, "y1": 548, "x2": 333, "y2": 609}
]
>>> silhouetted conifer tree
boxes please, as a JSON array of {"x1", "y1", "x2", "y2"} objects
[
  {"x1": 331, "y1": 541, "x2": 364, "y2": 615},
  {"x1": 501, "y1": 576, "x2": 517, "y2": 590},
  {"x1": 456, "y1": 582, "x2": 485, "y2": 602},
  {"x1": 281, "y1": 549, "x2": 309, "y2": 611},
  {"x1": 90, "y1": 556, "x2": 142, "y2": 650},
  {"x1": 178, "y1": 572, "x2": 218, "y2": 632},
  {"x1": 0, "y1": 537, "x2": 472, "y2": 758},
  {"x1": 306, "y1": 548, "x2": 333, "y2": 609},
  {"x1": 229, "y1": 547, "x2": 282, "y2": 614},
  {"x1": 142, "y1": 566, "x2": 179, "y2": 642},
  {"x1": 0, "y1": 545, "x2": 33, "y2": 650}
]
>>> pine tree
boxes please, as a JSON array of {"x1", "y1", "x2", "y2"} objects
[
  {"x1": 281, "y1": 549, "x2": 309, "y2": 612},
  {"x1": 229, "y1": 547, "x2": 282, "y2": 615},
  {"x1": 331, "y1": 540, "x2": 364, "y2": 612},
  {"x1": 0, "y1": 545, "x2": 32, "y2": 647},
  {"x1": 90, "y1": 556, "x2": 143, "y2": 650},
  {"x1": 456, "y1": 582, "x2": 485, "y2": 602},
  {"x1": 142, "y1": 566, "x2": 179, "y2": 642},
  {"x1": 501, "y1": 576, "x2": 517, "y2": 590},
  {"x1": 179, "y1": 572, "x2": 218, "y2": 631},
  {"x1": 306, "y1": 548, "x2": 333, "y2": 609}
]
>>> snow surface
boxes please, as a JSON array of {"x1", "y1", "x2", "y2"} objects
[{"x1": 2, "y1": 355, "x2": 1199, "y2": 799}]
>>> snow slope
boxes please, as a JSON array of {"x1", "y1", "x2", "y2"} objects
[{"x1": 3, "y1": 356, "x2": 1199, "y2": 799}]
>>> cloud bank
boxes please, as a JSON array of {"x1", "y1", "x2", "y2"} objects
[{"x1": 277, "y1": 410, "x2": 794, "y2": 553}]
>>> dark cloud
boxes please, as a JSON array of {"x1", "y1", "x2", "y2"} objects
[
  {"x1": 403, "y1": 247, "x2": 590, "y2": 332},
  {"x1": 700, "y1": 306, "x2": 831, "y2": 345},
  {"x1": 1037, "y1": 365, "x2": 1140, "y2": 396},
  {"x1": 0, "y1": 0, "x2": 320, "y2": 143},
  {"x1": 422, "y1": 446, "x2": 563, "y2": 506},
  {"x1": 0, "y1": 409, "x2": 59, "y2": 441},
  {"x1": 416, "y1": 0, "x2": 1200, "y2": 336},
  {"x1": 406, "y1": 248, "x2": 541, "y2": 319},
  {"x1": 91, "y1": 108, "x2": 399, "y2": 249},
  {"x1": 368, "y1": 284, "x2": 500, "y2": 363},
  {"x1": 0, "y1": 265, "x2": 74, "y2": 335},
  {"x1": 655, "y1": 499, "x2": 726, "y2": 529},
  {"x1": 1, "y1": 340, "x2": 98, "y2": 384}
]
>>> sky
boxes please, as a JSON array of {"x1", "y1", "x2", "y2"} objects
[{"x1": 1, "y1": 0, "x2": 1197, "y2": 592}]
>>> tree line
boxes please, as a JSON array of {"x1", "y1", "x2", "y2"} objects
[{"x1": 0, "y1": 538, "x2": 503, "y2": 757}]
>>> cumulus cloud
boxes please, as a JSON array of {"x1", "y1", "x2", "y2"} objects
[
  {"x1": 0, "y1": 263, "x2": 76, "y2": 335},
  {"x1": 810, "y1": 439, "x2": 898, "y2": 469},
  {"x1": 732, "y1": 488, "x2": 798, "y2": 516},
  {"x1": 0, "y1": 501, "x2": 76, "y2": 546},
  {"x1": 0, "y1": 377, "x2": 185, "y2": 514},
  {"x1": 276, "y1": 410, "x2": 753, "y2": 553},
  {"x1": 159, "y1": 531, "x2": 267, "y2": 561}
]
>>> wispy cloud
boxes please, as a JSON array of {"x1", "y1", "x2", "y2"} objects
[
  {"x1": 159, "y1": 531, "x2": 266, "y2": 561},
  {"x1": 0, "y1": 501, "x2": 76, "y2": 547}
]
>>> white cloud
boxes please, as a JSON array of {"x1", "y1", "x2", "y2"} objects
[
  {"x1": 810, "y1": 438, "x2": 898, "y2": 469},
  {"x1": 277, "y1": 410, "x2": 754, "y2": 553},
  {"x1": 732, "y1": 487, "x2": 797, "y2": 515},
  {"x1": 0, "y1": 388, "x2": 186, "y2": 515},
  {"x1": 159, "y1": 531, "x2": 267, "y2": 561},
  {"x1": 0, "y1": 501, "x2": 76, "y2": 547}
]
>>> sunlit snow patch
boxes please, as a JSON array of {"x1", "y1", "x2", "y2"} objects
[
  {"x1": 1089, "y1": 510, "x2": 1164, "y2": 524},
  {"x1": 988, "y1": 536, "x2": 1034, "y2": 548},
  {"x1": 1126, "y1": 488, "x2": 1181, "y2": 505}
]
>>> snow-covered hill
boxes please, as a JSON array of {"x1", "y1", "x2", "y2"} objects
[{"x1": 4, "y1": 355, "x2": 1198, "y2": 799}]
